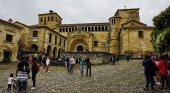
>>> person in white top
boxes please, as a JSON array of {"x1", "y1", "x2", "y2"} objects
[
  {"x1": 46, "y1": 56, "x2": 50, "y2": 72},
  {"x1": 7, "y1": 73, "x2": 14, "y2": 91}
]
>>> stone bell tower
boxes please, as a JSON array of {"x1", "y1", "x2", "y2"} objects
[
  {"x1": 38, "y1": 10, "x2": 62, "y2": 29},
  {"x1": 108, "y1": 8, "x2": 140, "y2": 54}
]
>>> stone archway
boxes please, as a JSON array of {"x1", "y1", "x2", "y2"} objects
[
  {"x1": 70, "y1": 39, "x2": 89, "y2": 52},
  {"x1": 31, "y1": 44, "x2": 38, "y2": 51},
  {"x1": 53, "y1": 47, "x2": 57, "y2": 57},
  {"x1": 47, "y1": 45, "x2": 52, "y2": 56},
  {"x1": 77, "y1": 45, "x2": 83, "y2": 52}
]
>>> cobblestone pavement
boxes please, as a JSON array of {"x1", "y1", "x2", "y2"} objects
[{"x1": 0, "y1": 60, "x2": 170, "y2": 93}]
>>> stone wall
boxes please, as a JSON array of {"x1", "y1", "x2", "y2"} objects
[{"x1": 60, "y1": 52, "x2": 113, "y2": 65}]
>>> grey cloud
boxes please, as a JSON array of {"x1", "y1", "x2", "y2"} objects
[{"x1": 0, "y1": 0, "x2": 169, "y2": 26}]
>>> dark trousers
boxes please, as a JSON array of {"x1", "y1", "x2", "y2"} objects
[
  {"x1": 145, "y1": 75, "x2": 154, "y2": 90},
  {"x1": 18, "y1": 81, "x2": 27, "y2": 91},
  {"x1": 8, "y1": 84, "x2": 12, "y2": 90},
  {"x1": 86, "y1": 66, "x2": 91, "y2": 77},
  {"x1": 161, "y1": 75, "x2": 169, "y2": 88},
  {"x1": 32, "y1": 71, "x2": 38, "y2": 87}
]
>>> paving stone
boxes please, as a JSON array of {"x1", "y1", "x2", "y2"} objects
[{"x1": 0, "y1": 60, "x2": 170, "y2": 93}]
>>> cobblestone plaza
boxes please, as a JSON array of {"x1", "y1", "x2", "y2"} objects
[{"x1": 1, "y1": 60, "x2": 170, "y2": 93}]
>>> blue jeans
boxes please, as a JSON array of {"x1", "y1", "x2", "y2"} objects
[
  {"x1": 18, "y1": 81, "x2": 27, "y2": 91},
  {"x1": 80, "y1": 65, "x2": 84, "y2": 76}
]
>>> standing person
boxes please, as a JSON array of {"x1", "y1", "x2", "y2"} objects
[
  {"x1": 42, "y1": 55, "x2": 46, "y2": 70},
  {"x1": 7, "y1": 73, "x2": 14, "y2": 92},
  {"x1": 80, "y1": 58, "x2": 85, "y2": 77},
  {"x1": 116, "y1": 55, "x2": 120, "y2": 65},
  {"x1": 69, "y1": 56, "x2": 75, "y2": 74},
  {"x1": 31, "y1": 57, "x2": 40, "y2": 90},
  {"x1": 157, "y1": 54, "x2": 169, "y2": 90},
  {"x1": 46, "y1": 56, "x2": 50, "y2": 72},
  {"x1": 85, "y1": 58, "x2": 91, "y2": 77},
  {"x1": 16, "y1": 56, "x2": 29, "y2": 91},
  {"x1": 65, "y1": 57, "x2": 70, "y2": 73},
  {"x1": 110, "y1": 54, "x2": 115, "y2": 65},
  {"x1": 143, "y1": 54, "x2": 156, "y2": 91},
  {"x1": 28, "y1": 55, "x2": 33, "y2": 69},
  {"x1": 126, "y1": 54, "x2": 130, "y2": 62}
]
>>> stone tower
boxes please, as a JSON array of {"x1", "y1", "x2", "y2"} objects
[
  {"x1": 38, "y1": 10, "x2": 62, "y2": 29},
  {"x1": 109, "y1": 8, "x2": 140, "y2": 54}
]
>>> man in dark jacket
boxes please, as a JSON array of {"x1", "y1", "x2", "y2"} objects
[
  {"x1": 85, "y1": 58, "x2": 91, "y2": 77},
  {"x1": 143, "y1": 54, "x2": 157, "y2": 90}
]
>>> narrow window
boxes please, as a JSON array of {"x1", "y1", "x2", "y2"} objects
[
  {"x1": 55, "y1": 36, "x2": 57, "y2": 45},
  {"x1": 40, "y1": 17, "x2": 43, "y2": 22},
  {"x1": 59, "y1": 38, "x2": 62, "y2": 46},
  {"x1": 33, "y1": 31, "x2": 38, "y2": 37},
  {"x1": 49, "y1": 33, "x2": 52, "y2": 43},
  {"x1": 138, "y1": 31, "x2": 144, "y2": 38},
  {"x1": 6, "y1": 34, "x2": 13, "y2": 42},
  {"x1": 94, "y1": 41, "x2": 98, "y2": 47},
  {"x1": 51, "y1": 16, "x2": 53, "y2": 21}
]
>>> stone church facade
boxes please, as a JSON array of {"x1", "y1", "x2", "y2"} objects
[{"x1": 0, "y1": 8, "x2": 154, "y2": 62}]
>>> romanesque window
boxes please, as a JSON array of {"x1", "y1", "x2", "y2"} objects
[
  {"x1": 69, "y1": 28, "x2": 71, "y2": 32},
  {"x1": 138, "y1": 31, "x2": 144, "y2": 38},
  {"x1": 94, "y1": 41, "x2": 98, "y2": 47},
  {"x1": 88, "y1": 27, "x2": 90, "y2": 31},
  {"x1": 51, "y1": 16, "x2": 53, "y2": 21},
  {"x1": 55, "y1": 36, "x2": 57, "y2": 45},
  {"x1": 66, "y1": 28, "x2": 68, "y2": 32},
  {"x1": 105, "y1": 26, "x2": 108, "y2": 31},
  {"x1": 102, "y1": 26, "x2": 104, "y2": 31},
  {"x1": 33, "y1": 31, "x2": 38, "y2": 37},
  {"x1": 6, "y1": 34, "x2": 13, "y2": 42},
  {"x1": 64, "y1": 40, "x2": 66, "y2": 47},
  {"x1": 85, "y1": 27, "x2": 87, "y2": 31},
  {"x1": 48, "y1": 17, "x2": 50, "y2": 21},
  {"x1": 98, "y1": 27, "x2": 101, "y2": 31},
  {"x1": 44, "y1": 17, "x2": 46, "y2": 21},
  {"x1": 72, "y1": 27, "x2": 74, "y2": 31},
  {"x1": 40, "y1": 17, "x2": 42, "y2": 22},
  {"x1": 59, "y1": 28, "x2": 62, "y2": 32},
  {"x1": 49, "y1": 33, "x2": 52, "y2": 43},
  {"x1": 59, "y1": 38, "x2": 62, "y2": 46},
  {"x1": 91, "y1": 27, "x2": 94, "y2": 31},
  {"x1": 95, "y1": 27, "x2": 97, "y2": 31},
  {"x1": 82, "y1": 27, "x2": 84, "y2": 30}
]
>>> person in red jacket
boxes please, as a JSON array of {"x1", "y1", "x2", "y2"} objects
[{"x1": 157, "y1": 54, "x2": 169, "y2": 89}]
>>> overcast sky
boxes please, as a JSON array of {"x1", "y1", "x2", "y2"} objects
[{"x1": 0, "y1": 0, "x2": 169, "y2": 26}]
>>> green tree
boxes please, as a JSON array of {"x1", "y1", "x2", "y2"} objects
[{"x1": 152, "y1": 6, "x2": 170, "y2": 53}]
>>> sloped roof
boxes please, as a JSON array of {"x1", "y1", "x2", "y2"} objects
[{"x1": 0, "y1": 19, "x2": 23, "y2": 29}]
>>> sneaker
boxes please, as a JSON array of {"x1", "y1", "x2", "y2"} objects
[{"x1": 31, "y1": 87, "x2": 36, "y2": 90}]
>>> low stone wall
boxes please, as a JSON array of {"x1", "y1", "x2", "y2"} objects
[{"x1": 60, "y1": 52, "x2": 113, "y2": 65}]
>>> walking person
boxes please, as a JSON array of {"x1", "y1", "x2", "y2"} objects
[
  {"x1": 110, "y1": 54, "x2": 115, "y2": 65},
  {"x1": 31, "y1": 57, "x2": 40, "y2": 90},
  {"x1": 16, "y1": 56, "x2": 30, "y2": 92},
  {"x1": 69, "y1": 56, "x2": 75, "y2": 74},
  {"x1": 46, "y1": 56, "x2": 50, "y2": 72},
  {"x1": 157, "y1": 54, "x2": 169, "y2": 90},
  {"x1": 80, "y1": 58, "x2": 85, "y2": 77},
  {"x1": 143, "y1": 54, "x2": 156, "y2": 91},
  {"x1": 65, "y1": 57, "x2": 70, "y2": 73},
  {"x1": 116, "y1": 55, "x2": 120, "y2": 65},
  {"x1": 7, "y1": 73, "x2": 14, "y2": 92},
  {"x1": 85, "y1": 58, "x2": 91, "y2": 77}
]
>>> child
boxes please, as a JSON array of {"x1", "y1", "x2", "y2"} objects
[{"x1": 7, "y1": 73, "x2": 14, "y2": 91}]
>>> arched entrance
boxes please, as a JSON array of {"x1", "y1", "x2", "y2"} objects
[
  {"x1": 70, "y1": 39, "x2": 89, "y2": 52},
  {"x1": 31, "y1": 44, "x2": 38, "y2": 51},
  {"x1": 77, "y1": 45, "x2": 83, "y2": 52},
  {"x1": 53, "y1": 47, "x2": 57, "y2": 57},
  {"x1": 47, "y1": 45, "x2": 51, "y2": 56},
  {"x1": 58, "y1": 48, "x2": 62, "y2": 58}
]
